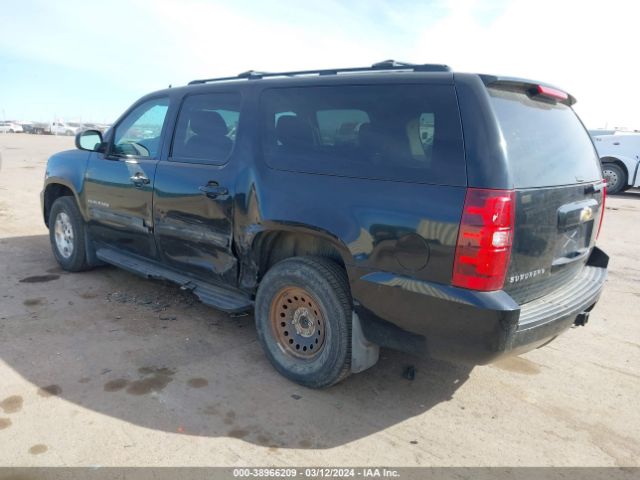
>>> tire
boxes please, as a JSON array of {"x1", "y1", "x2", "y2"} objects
[
  {"x1": 65, "y1": 130, "x2": 74, "y2": 136},
  {"x1": 48, "y1": 196, "x2": 91, "y2": 272},
  {"x1": 255, "y1": 256, "x2": 352, "y2": 388},
  {"x1": 601, "y1": 163, "x2": 626, "y2": 194},
  {"x1": 9, "y1": 129, "x2": 14, "y2": 133}
]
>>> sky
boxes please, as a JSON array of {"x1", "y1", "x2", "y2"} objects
[{"x1": 0, "y1": 0, "x2": 638, "y2": 128}]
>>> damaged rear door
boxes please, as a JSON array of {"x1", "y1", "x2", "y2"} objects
[{"x1": 152, "y1": 91, "x2": 242, "y2": 285}]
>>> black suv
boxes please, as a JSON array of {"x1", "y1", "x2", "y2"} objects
[{"x1": 41, "y1": 61, "x2": 608, "y2": 388}]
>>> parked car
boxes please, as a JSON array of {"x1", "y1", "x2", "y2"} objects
[
  {"x1": 41, "y1": 61, "x2": 608, "y2": 388},
  {"x1": 0, "y1": 121, "x2": 24, "y2": 133},
  {"x1": 591, "y1": 132, "x2": 640, "y2": 194},
  {"x1": 50, "y1": 121, "x2": 83, "y2": 136}
]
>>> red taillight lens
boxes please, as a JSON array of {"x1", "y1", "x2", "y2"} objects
[
  {"x1": 597, "y1": 182, "x2": 606, "y2": 239},
  {"x1": 452, "y1": 188, "x2": 515, "y2": 291},
  {"x1": 537, "y1": 85, "x2": 569, "y2": 101}
]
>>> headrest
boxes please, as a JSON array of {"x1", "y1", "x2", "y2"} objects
[
  {"x1": 358, "y1": 122, "x2": 383, "y2": 149},
  {"x1": 358, "y1": 123, "x2": 373, "y2": 143},
  {"x1": 189, "y1": 110, "x2": 228, "y2": 137},
  {"x1": 276, "y1": 115, "x2": 313, "y2": 148}
]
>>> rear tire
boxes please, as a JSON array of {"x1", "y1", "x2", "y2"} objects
[
  {"x1": 601, "y1": 163, "x2": 626, "y2": 194},
  {"x1": 48, "y1": 196, "x2": 91, "y2": 272},
  {"x1": 255, "y1": 256, "x2": 352, "y2": 388}
]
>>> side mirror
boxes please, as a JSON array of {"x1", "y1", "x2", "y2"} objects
[{"x1": 76, "y1": 129, "x2": 105, "y2": 152}]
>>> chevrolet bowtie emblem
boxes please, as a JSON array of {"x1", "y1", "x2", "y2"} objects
[{"x1": 580, "y1": 206, "x2": 594, "y2": 223}]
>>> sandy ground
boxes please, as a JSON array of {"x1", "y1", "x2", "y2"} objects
[{"x1": 0, "y1": 133, "x2": 638, "y2": 467}]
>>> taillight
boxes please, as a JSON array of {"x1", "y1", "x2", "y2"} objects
[
  {"x1": 452, "y1": 188, "x2": 515, "y2": 291},
  {"x1": 536, "y1": 85, "x2": 569, "y2": 102},
  {"x1": 597, "y1": 182, "x2": 606, "y2": 239}
]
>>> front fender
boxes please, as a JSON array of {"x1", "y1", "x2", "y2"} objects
[{"x1": 42, "y1": 149, "x2": 91, "y2": 221}]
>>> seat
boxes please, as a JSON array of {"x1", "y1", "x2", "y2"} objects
[
  {"x1": 276, "y1": 115, "x2": 314, "y2": 150},
  {"x1": 358, "y1": 122, "x2": 412, "y2": 165},
  {"x1": 358, "y1": 122, "x2": 384, "y2": 160},
  {"x1": 182, "y1": 110, "x2": 233, "y2": 159}
]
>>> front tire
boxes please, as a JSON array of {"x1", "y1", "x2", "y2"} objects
[
  {"x1": 48, "y1": 196, "x2": 90, "y2": 272},
  {"x1": 602, "y1": 163, "x2": 626, "y2": 194},
  {"x1": 255, "y1": 256, "x2": 352, "y2": 388}
]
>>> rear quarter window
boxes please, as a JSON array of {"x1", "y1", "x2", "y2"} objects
[
  {"x1": 259, "y1": 84, "x2": 466, "y2": 186},
  {"x1": 488, "y1": 87, "x2": 602, "y2": 188}
]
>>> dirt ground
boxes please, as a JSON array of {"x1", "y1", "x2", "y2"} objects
[{"x1": 0, "y1": 133, "x2": 639, "y2": 467}]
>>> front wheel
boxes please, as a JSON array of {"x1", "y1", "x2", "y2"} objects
[
  {"x1": 602, "y1": 163, "x2": 626, "y2": 194},
  {"x1": 48, "y1": 196, "x2": 90, "y2": 272},
  {"x1": 255, "y1": 256, "x2": 352, "y2": 388}
]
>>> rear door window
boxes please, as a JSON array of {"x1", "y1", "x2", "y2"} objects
[
  {"x1": 171, "y1": 92, "x2": 241, "y2": 165},
  {"x1": 488, "y1": 87, "x2": 601, "y2": 187},
  {"x1": 260, "y1": 84, "x2": 465, "y2": 185}
]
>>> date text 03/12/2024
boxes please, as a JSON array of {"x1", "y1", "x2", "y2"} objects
[{"x1": 232, "y1": 468, "x2": 401, "y2": 478}]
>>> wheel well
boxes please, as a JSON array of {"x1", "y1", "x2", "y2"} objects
[
  {"x1": 601, "y1": 157, "x2": 629, "y2": 182},
  {"x1": 43, "y1": 184, "x2": 74, "y2": 227},
  {"x1": 252, "y1": 231, "x2": 346, "y2": 281}
]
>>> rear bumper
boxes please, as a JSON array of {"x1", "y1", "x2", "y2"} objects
[{"x1": 351, "y1": 247, "x2": 608, "y2": 364}]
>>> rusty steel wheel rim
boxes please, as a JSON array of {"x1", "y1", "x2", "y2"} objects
[{"x1": 270, "y1": 286, "x2": 326, "y2": 359}]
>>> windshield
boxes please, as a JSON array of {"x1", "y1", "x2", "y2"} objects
[{"x1": 488, "y1": 87, "x2": 602, "y2": 188}]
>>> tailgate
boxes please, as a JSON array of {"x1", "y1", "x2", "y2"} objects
[
  {"x1": 486, "y1": 82, "x2": 605, "y2": 304},
  {"x1": 506, "y1": 183, "x2": 604, "y2": 304}
]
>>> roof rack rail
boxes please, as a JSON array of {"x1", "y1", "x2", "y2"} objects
[{"x1": 188, "y1": 60, "x2": 451, "y2": 85}]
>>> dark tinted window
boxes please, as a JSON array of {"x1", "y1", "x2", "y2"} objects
[
  {"x1": 488, "y1": 87, "x2": 601, "y2": 187},
  {"x1": 171, "y1": 92, "x2": 241, "y2": 164},
  {"x1": 260, "y1": 85, "x2": 465, "y2": 185}
]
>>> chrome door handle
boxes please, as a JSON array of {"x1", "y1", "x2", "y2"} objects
[
  {"x1": 199, "y1": 183, "x2": 228, "y2": 198},
  {"x1": 130, "y1": 174, "x2": 150, "y2": 186}
]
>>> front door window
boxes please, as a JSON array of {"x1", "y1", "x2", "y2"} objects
[{"x1": 112, "y1": 98, "x2": 170, "y2": 158}]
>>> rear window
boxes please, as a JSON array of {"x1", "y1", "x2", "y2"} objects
[
  {"x1": 260, "y1": 85, "x2": 465, "y2": 185},
  {"x1": 489, "y1": 87, "x2": 601, "y2": 188}
]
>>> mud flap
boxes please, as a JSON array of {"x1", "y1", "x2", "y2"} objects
[
  {"x1": 84, "y1": 223, "x2": 105, "y2": 267},
  {"x1": 351, "y1": 311, "x2": 380, "y2": 373}
]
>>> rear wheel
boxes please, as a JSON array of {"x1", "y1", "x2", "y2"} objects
[
  {"x1": 601, "y1": 163, "x2": 626, "y2": 194},
  {"x1": 255, "y1": 256, "x2": 352, "y2": 388},
  {"x1": 48, "y1": 196, "x2": 90, "y2": 272}
]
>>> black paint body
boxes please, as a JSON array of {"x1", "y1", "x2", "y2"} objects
[{"x1": 41, "y1": 71, "x2": 608, "y2": 364}]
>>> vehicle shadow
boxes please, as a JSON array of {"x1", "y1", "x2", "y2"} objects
[{"x1": 0, "y1": 234, "x2": 472, "y2": 449}]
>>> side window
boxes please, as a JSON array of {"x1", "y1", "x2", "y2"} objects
[
  {"x1": 171, "y1": 92, "x2": 241, "y2": 164},
  {"x1": 112, "y1": 97, "x2": 169, "y2": 158},
  {"x1": 260, "y1": 85, "x2": 465, "y2": 185}
]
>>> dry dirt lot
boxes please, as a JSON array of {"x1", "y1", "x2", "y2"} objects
[{"x1": 0, "y1": 133, "x2": 639, "y2": 467}]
